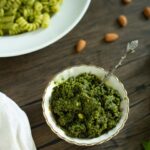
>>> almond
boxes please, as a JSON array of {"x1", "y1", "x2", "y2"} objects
[
  {"x1": 122, "y1": 0, "x2": 132, "y2": 5},
  {"x1": 143, "y1": 7, "x2": 150, "y2": 19},
  {"x1": 118, "y1": 15, "x2": 128, "y2": 27},
  {"x1": 76, "y1": 39, "x2": 87, "y2": 53},
  {"x1": 104, "y1": 33, "x2": 119, "y2": 43}
]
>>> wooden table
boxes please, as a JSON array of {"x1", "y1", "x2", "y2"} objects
[{"x1": 0, "y1": 0, "x2": 150, "y2": 149}]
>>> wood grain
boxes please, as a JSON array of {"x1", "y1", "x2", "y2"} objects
[{"x1": 0, "y1": 0, "x2": 150, "y2": 150}]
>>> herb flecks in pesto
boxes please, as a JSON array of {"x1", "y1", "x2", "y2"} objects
[{"x1": 51, "y1": 73, "x2": 122, "y2": 138}]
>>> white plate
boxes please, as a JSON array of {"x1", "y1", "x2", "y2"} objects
[{"x1": 0, "y1": 0, "x2": 91, "y2": 57}]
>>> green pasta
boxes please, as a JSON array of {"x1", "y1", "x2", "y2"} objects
[
  {"x1": 41, "y1": 13, "x2": 50, "y2": 28},
  {"x1": 0, "y1": 30, "x2": 3, "y2": 36},
  {"x1": 0, "y1": 9, "x2": 4, "y2": 17},
  {"x1": 0, "y1": 0, "x2": 63, "y2": 36}
]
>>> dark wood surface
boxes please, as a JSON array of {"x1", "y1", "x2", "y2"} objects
[{"x1": 0, "y1": 0, "x2": 150, "y2": 149}]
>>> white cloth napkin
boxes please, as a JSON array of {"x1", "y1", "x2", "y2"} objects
[{"x1": 0, "y1": 92, "x2": 36, "y2": 150}]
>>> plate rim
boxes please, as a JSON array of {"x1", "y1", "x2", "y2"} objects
[{"x1": 0, "y1": 0, "x2": 91, "y2": 57}]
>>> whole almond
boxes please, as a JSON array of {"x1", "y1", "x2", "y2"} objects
[
  {"x1": 143, "y1": 7, "x2": 150, "y2": 19},
  {"x1": 104, "y1": 33, "x2": 119, "y2": 43},
  {"x1": 76, "y1": 39, "x2": 87, "y2": 53},
  {"x1": 122, "y1": 0, "x2": 132, "y2": 5},
  {"x1": 118, "y1": 15, "x2": 128, "y2": 27}
]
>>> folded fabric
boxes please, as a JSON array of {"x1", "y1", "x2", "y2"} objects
[{"x1": 0, "y1": 92, "x2": 36, "y2": 150}]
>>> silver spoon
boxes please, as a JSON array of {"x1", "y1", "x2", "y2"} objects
[{"x1": 101, "y1": 40, "x2": 139, "y2": 85}]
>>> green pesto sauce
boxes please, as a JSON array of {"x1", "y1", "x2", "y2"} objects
[{"x1": 51, "y1": 73, "x2": 122, "y2": 138}]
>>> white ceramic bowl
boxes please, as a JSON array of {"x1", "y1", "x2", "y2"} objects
[
  {"x1": 42, "y1": 65, "x2": 129, "y2": 146},
  {"x1": 0, "y1": 0, "x2": 91, "y2": 57}
]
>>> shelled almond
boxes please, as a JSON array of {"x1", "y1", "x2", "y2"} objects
[
  {"x1": 118, "y1": 15, "x2": 128, "y2": 27},
  {"x1": 104, "y1": 33, "x2": 119, "y2": 43},
  {"x1": 76, "y1": 39, "x2": 87, "y2": 53},
  {"x1": 122, "y1": 0, "x2": 132, "y2": 5},
  {"x1": 143, "y1": 7, "x2": 150, "y2": 19}
]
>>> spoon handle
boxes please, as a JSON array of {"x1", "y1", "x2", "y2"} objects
[{"x1": 101, "y1": 40, "x2": 139, "y2": 84}]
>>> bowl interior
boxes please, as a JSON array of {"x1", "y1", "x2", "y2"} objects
[{"x1": 43, "y1": 65, "x2": 129, "y2": 146}]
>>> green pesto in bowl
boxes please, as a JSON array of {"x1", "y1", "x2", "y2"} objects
[{"x1": 51, "y1": 73, "x2": 122, "y2": 139}]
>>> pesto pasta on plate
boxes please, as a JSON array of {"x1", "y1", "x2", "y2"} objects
[
  {"x1": 0, "y1": 0, "x2": 91, "y2": 57},
  {"x1": 0, "y1": 0, "x2": 62, "y2": 35}
]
